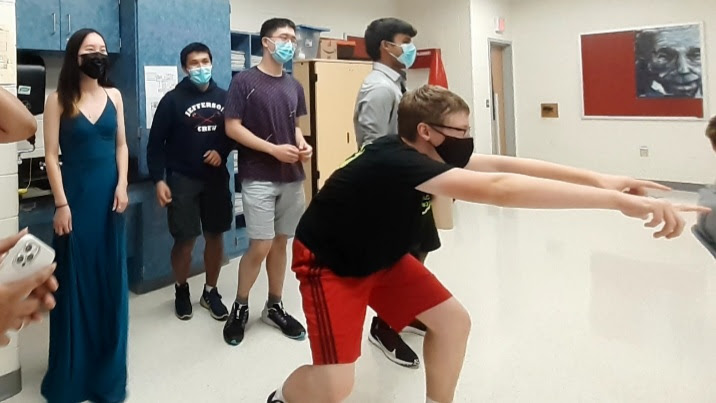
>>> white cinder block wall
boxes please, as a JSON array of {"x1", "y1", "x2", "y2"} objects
[
  {"x1": 398, "y1": 0, "x2": 475, "y2": 130},
  {"x1": 469, "y1": 0, "x2": 513, "y2": 155},
  {"x1": 509, "y1": 0, "x2": 716, "y2": 184},
  {"x1": 230, "y1": 0, "x2": 399, "y2": 37},
  {"x1": 0, "y1": 0, "x2": 21, "y2": 393}
]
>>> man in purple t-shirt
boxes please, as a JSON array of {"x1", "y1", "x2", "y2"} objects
[{"x1": 223, "y1": 18, "x2": 312, "y2": 346}]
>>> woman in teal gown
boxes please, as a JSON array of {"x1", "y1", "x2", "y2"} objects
[{"x1": 41, "y1": 29, "x2": 129, "y2": 403}]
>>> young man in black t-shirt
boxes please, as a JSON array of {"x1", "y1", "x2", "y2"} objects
[{"x1": 267, "y1": 86, "x2": 707, "y2": 403}]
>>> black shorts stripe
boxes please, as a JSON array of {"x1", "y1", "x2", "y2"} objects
[
  {"x1": 315, "y1": 268, "x2": 338, "y2": 363},
  {"x1": 308, "y1": 267, "x2": 330, "y2": 363},
  {"x1": 309, "y1": 266, "x2": 338, "y2": 364}
]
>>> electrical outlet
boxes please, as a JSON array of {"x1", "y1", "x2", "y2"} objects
[{"x1": 639, "y1": 146, "x2": 649, "y2": 158}]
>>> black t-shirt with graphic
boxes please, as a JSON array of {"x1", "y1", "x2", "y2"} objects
[{"x1": 296, "y1": 135, "x2": 454, "y2": 277}]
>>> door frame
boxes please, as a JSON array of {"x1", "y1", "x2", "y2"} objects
[{"x1": 487, "y1": 39, "x2": 517, "y2": 156}]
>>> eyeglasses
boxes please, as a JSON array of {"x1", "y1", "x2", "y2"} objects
[
  {"x1": 426, "y1": 123, "x2": 471, "y2": 139},
  {"x1": 270, "y1": 35, "x2": 298, "y2": 46}
]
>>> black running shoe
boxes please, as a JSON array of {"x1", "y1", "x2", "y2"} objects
[
  {"x1": 223, "y1": 303, "x2": 249, "y2": 346},
  {"x1": 261, "y1": 302, "x2": 307, "y2": 340},
  {"x1": 267, "y1": 391, "x2": 284, "y2": 403},
  {"x1": 174, "y1": 283, "x2": 193, "y2": 321},
  {"x1": 200, "y1": 287, "x2": 229, "y2": 321},
  {"x1": 368, "y1": 316, "x2": 420, "y2": 368}
]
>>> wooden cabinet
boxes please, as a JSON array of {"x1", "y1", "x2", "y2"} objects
[
  {"x1": 293, "y1": 60, "x2": 372, "y2": 201},
  {"x1": 16, "y1": 0, "x2": 120, "y2": 53}
]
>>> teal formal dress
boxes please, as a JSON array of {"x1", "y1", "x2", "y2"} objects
[{"x1": 41, "y1": 95, "x2": 128, "y2": 403}]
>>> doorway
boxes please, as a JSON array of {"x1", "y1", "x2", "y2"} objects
[{"x1": 489, "y1": 41, "x2": 516, "y2": 156}]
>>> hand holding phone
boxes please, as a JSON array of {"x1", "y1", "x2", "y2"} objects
[{"x1": 0, "y1": 234, "x2": 55, "y2": 284}]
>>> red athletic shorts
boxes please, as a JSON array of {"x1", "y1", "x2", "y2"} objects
[{"x1": 292, "y1": 240, "x2": 452, "y2": 365}]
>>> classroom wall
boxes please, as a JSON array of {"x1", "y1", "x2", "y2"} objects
[
  {"x1": 0, "y1": 0, "x2": 21, "y2": 390},
  {"x1": 229, "y1": 0, "x2": 399, "y2": 37},
  {"x1": 509, "y1": 0, "x2": 716, "y2": 184},
  {"x1": 397, "y1": 0, "x2": 475, "y2": 125},
  {"x1": 469, "y1": 0, "x2": 513, "y2": 154}
]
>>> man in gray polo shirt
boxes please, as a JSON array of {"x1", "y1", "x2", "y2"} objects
[{"x1": 353, "y1": 18, "x2": 437, "y2": 369}]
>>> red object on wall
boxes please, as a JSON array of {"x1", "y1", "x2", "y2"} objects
[
  {"x1": 412, "y1": 48, "x2": 449, "y2": 88},
  {"x1": 343, "y1": 39, "x2": 449, "y2": 88},
  {"x1": 581, "y1": 31, "x2": 703, "y2": 118},
  {"x1": 346, "y1": 36, "x2": 371, "y2": 60}
]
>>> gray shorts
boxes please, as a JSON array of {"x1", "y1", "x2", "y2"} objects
[{"x1": 241, "y1": 180, "x2": 305, "y2": 240}]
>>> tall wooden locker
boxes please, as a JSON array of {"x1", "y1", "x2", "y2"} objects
[{"x1": 293, "y1": 60, "x2": 373, "y2": 203}]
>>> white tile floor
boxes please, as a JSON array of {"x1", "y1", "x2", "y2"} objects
[{"x1": 9, "y1": 192, "x2": 716, "y2": 402}]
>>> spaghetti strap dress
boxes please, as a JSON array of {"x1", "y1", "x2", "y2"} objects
[{"x1": 41, "y1": 94, "x2": 128, "y2": 403}]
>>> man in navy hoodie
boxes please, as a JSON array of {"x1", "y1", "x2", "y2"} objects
[{"x1": 147, "y1": 43, "x2": 235, "y2": 322}]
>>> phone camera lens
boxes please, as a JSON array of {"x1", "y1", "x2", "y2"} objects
[
  {"x1": 16, "y1": 255, "x2": 25, "y2": 264},
  {"x1": 27, "y1": 253, "x2": 35, "y2": 262},
  {"x1": 25, "y1": 244, "x2": 33, "y2": 252}
]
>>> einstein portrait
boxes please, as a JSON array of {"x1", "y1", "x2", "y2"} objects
[{"x1": 635, "y1": 24, "x2": 703, "y2": 99}]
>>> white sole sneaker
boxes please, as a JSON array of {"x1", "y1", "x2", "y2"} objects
[
  {"x1": 200, "y1": 297, "x2": 229, "y2": 321},
  {"x1": 368, "y1": 332, "x2": 420, "y2": 369}
]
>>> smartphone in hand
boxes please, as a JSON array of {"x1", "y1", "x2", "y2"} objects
[{"x1": 0, "y1": 234, "x2": 55, "y2": 284}]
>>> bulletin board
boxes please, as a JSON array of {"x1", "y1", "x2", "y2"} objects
[{"x1": 580, "y1": 23, "x2": 706, "y2": 120}]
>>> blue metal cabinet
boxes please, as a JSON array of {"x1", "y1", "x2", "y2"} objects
[
  {"x1": 16, "y1": 0, "x2": 62, "y2": 51},
  {"x1": 115, "y1": 0, "x2": 232, "y2": 175},
  {"x1": 16, "y1": 0, "x2": 120, "y2": 53},
  {"x1": 61, "y1": 0, "x2": 121, "y2": 53}
]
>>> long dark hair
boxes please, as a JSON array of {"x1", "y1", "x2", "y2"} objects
[{"x1": 57, "y1": 29, "x2": 112, "y2": 118}]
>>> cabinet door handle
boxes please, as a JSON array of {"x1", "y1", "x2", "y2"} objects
[
  {"x1": 52, "y1": 13, "x2": 57, "y2": 34},
  {"x1": 346, "y1": 132, "x2": 349, "y2": 143},
  {"x1": 67, "y1": 14, "x2": 71, "y2": 36}
]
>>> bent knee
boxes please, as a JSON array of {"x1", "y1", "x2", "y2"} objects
[
  {"x1": 315, "y1": 365, "x2": 355, "y2": 402},
  {"x1": 422, "y1": 298, "x2": 472, "y2": 337}
]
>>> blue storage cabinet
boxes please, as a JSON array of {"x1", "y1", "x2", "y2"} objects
[
  {"x1": 15, "y1": 0, "x2": 61, "y2": 51},
  {"x1": 15, "y1": 0, "x2": 245, "y2": 294},
  {"x1": 15, "y1": 0, "x2": 120, "y2": 53},
  {"x1": 109, "y1": 0, "x2": 246, "y2": 293}
]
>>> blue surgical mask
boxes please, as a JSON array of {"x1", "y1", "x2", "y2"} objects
[
  {"x1": 389, "y1": 42, "x2": 417, "y2": 69},
  {"x1": 188, "y1": 65, "x2": 212, "y2": 86},
  {"x1": 269, "y1": 39, "x2": 296, "y2": 65}
]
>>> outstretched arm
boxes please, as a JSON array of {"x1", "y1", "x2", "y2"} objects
[
  {"x1": 465, "y1": 154, "x2": 669, "y2": 195},
  {"x1": 418, "y1": 168, "x2": 708, "y2": 239}
]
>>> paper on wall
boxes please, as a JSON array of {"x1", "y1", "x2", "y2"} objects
[
  {"x1": 0, "y1": 0, "x2": 16, "y2": 84},
  {"x1": 0, "y1": 27, "x2": 17, "y2": 85},
  {"x1": 144, "y1": 66, "x2": 178, "y2": 128}
]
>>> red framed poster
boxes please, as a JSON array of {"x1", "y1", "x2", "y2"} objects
[{"x1": 580, "y1": 23, "x2": 706, "y2": 119}]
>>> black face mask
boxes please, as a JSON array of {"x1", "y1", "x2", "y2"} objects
[
  {"x1": 436, "y1": 136, "x2": 474, "y2": 167},
  {"x1": 79, "y1": 52, "x2": 108, "y2": 79}
]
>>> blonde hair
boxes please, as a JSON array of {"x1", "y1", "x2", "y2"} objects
[{"x1": 398, "y1": 85, "x2": 470, "y2": 141}]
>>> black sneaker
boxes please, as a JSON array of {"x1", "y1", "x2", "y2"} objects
[
  {"x1": 368, "y1": 316, "x2": 419, "y2": 368},
  {"x1": 223, "y1": 303, "x2": 249, "y2": 346},
  {"x1": 261, "y1": 302, "x2": 307, "y2": 340},
  {"x1": 174, "y1": 283, "x2": 193, "y2": 321},
  {"x1": 267, "y1": 391, "x2": 284, "y2": 403},
  {"x1": 200, "y1": 287, "x2": 229, "y2": 321}
]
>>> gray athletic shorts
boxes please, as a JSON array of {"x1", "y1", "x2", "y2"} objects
[{"x1": 241, "y1": 180, "x2": 305, "y2": 240}]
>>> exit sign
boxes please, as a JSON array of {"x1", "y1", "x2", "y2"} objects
[{"x1": 495, "y1": 17, "x2": 506, "y2": 34}]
